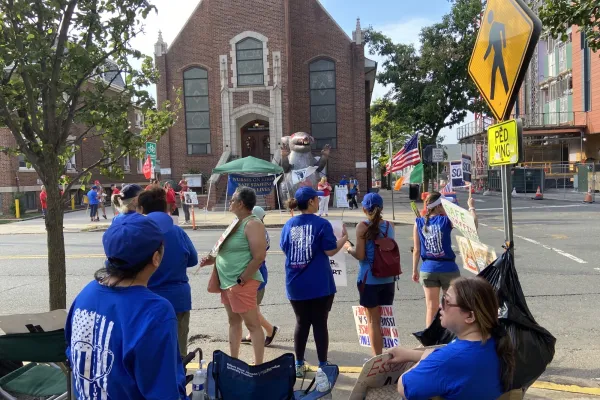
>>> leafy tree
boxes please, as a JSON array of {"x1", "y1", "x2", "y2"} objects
[
  {"x1": 365, "y1": 0, "x2": 488, "y2": 190},
  {"x1": 0, "y1": 0, "x2": 180, "y2": 310},
  {"x1": 540, "y1": 0, "x2": 600, "y2": 52},
  {"x1": 370, "y1": 99, "x2": 411, "y2": 188}
]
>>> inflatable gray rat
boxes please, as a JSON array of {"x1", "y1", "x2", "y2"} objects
[{"x1": 272, "y1": 132, "x2": 330, "y2": 199}]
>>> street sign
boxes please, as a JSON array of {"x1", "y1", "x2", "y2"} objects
[
  {"x1": 487, "y1": 119, "x2": 523, "y2": 166},
  {"x1": 468, "y1": 0, "x2": 542, "y2": 121},
  {"x1": 145, "y1": 142, "x2": 157, "y2": 161},
  {"x1": 432, "y1": 148, "x2": 444, "y2": 163}
]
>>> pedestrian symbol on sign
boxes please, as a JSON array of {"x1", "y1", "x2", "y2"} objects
[{"x1": 484, "y1": 11, "x2": 509, "y2": 101}]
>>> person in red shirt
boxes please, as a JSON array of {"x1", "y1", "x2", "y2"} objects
[
  {"x1": 317, "y1": 176, "x2": 332, "y2": 217},
  {"x1": 110, "y1": 184, "x2": 121, "y2": 217},
  {"x1": 40, "y1": 185, "x2": 48, "y2": 219},
  {"x1": 164, "y1": 182, "x2": 177, "y2": 216}
]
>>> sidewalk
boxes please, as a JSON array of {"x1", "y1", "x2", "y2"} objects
[{"x1": 0, "y1": 206, "x2": 416, "y2": 235}]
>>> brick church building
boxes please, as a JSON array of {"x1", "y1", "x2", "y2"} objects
[{"x1": 154, "y1": 0, "x2": 377, "y2": 208}]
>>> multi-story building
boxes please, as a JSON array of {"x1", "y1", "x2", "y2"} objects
[
  {"x1": 0, "y1": 63, "x2": 149, "y2": 216},
  {"x1": 153, "y1": 0, "x2": 377, "y2": 208},
  {"x1": 457, "y1": 2, "x2": 600, "y2": 190}
]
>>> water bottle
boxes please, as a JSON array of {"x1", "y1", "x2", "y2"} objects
[
  {"x1": 315, "y1": 367, "x2": 330, "y2": 392},
  {"x1": 192, "y1": 360, "x2": 207, "y2": 400}
]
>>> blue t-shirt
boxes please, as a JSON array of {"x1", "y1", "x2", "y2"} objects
[
  {"x1": 258, "y1": 230, "x2": 270, "y2": 291},
  {"x1": 65, "y1": 281, "x2": 187, "y2": 400},
  {"x1": 339, "y1": 179, "x2": 348, "y2": 186},
  {"x1": 280, "y1": 214, "x2": 337, "y2": 301},
  {"x1": 416, "y1": 215, "x2": 458, "y2": 273},
  {"x1": 87, "y1": 190, "x2": 99, "y2": 205},
  {"x1": 358, "y1": 221, "x2": 396, "y2": 285},
  {"x1": 148, "y1": 225, "x2": 198, "y2": 313},
  {"x1": 402, "y1": 338, "x2": 503, "y2": 400}
]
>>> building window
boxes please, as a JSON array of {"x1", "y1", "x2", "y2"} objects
[
  {"x1": 18, "y1": 154, "x2": 34, "y2": 171},
  {"x1": 66, "y1": 148, "x2": 76, "y2": 171},
  {"x1": 236, "y1": 38, "x2": 264, "y2": 87},
  {"x1": 184, "y1": 67, "x2": 211, "y2": 155},
  {"x1": 124, "y1": 154, "x2": 130, "y2": 172},
  {"x1": 135, "y1": 110, "x2": 144, "y2": 128},
  {"x1": 309, "y1": 59, "x2": 337, "y2": 149},
  {"x1": 137, "y1": 157, "x2": 144, "y2": 173}
]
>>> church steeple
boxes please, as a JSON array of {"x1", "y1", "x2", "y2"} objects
[
  {"x1": 154, "y1": 30, "x2": 168, "y2": 57},
  {"x1": 353, "y1": 18, "x2": 363, "y2": 45}
]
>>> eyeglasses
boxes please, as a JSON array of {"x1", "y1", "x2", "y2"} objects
[{"x1": 441, "y1": 294, "x2": 462, "y2": 310}]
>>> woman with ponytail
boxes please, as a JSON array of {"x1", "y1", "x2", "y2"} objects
[
  {"x1": 413, "y1": 191, "x2": 477, "y2": 326},
  {"x1": 111, "y1": 184, "x2": 143, "y2": 222},
  {"x1": 388, "y1": 276, "x2": 515, "y2": 400},
  {"x1": 346, "y1": 193, "x2": 395, "y2": 356}
]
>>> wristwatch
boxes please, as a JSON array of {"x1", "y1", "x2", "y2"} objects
[{"x1": 237, "y1": 276, "x2": 246, "y2": 286}]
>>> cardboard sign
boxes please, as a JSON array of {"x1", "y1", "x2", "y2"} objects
[
  {"x1": 450, "y1": 160, "x2": 464, "y2": 188},
  {"x1": 335, "y1": 185, "x2": 349, "y2": 208},
  {"x1": 352, "y1": 306, "x2": 399, "y2": 349},
  {"x1": 441, "y1": 198, "x2": 480, "y2": 243},
  {"x1": 329, "y1": 220, "x2": 347, "y2": 286},
  {"x1": 184, "y1": 192, "x2": 198, "y2": 205},
  {"x1": 456, "y1": 236, "x2": 497, "y2": 274},
  {"x1": 462, "y1": 154, "x2": 472, "y2": 184}
]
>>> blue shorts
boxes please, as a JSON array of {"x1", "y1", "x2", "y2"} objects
[{"x1": 357, "y1": 282, "x2": 395, "y2": 309}]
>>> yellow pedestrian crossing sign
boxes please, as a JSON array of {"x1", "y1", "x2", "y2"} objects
[
  {"x1": 488, "y1": 119, "x2": 523, "y2": 166},
  {"x1": 468, "y1": 0, "x2": 542, "y2": 122}
]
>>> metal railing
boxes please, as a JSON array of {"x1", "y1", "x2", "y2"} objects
[
  {"x1": 514, "y1": 111, "x2": 586, "y2": 128},
  {"x1": 456, "y1": 116, "x2": 494, "y2": 141}
]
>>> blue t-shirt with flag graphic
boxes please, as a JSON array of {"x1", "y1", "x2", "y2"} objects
[
  {"x1": 280, "y1": 214, "x2": 337, "y2": 301},
  {"x1": 416, "y1": 215, "x2": 458, "y2": 273}
]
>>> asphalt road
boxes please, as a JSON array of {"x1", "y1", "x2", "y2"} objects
[{"x1": 1, "y1": 194, "x2": 599, "y2": 393}]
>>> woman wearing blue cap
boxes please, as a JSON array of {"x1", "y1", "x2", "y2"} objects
[
  {"x1": 346, "y1": 192, "x2": 396, "y2": 356},
  {"x1": 281, "y1": 186, "x2": 348, "y2": 377},
  {"x1": 65, "y1": 212, "x2": 188, "y2": 399},
  {"x1": 111, "y1": 184, "x2": 144, "y2": 222}
]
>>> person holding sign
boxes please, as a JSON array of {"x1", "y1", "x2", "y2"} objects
[
  {"x1": 413, "y1": 192, "x2": 477, "y2": 327},
  {"x1": 345, "y1": 193, "x2": 396, "y2": 356},
  {"x1": 387, "y1": 277, "x2": 515, "y2": 400},
  {"x1": 281, "y1": 186, "x2": 348, "y2": 377},
  {"x1": 199, "y1": 187, "x2": 267, "y2": 365}
]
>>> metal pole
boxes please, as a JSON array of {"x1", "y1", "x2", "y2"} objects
[
  {"x1": 500, "y1": 164, "x2": 514, "y2": 255},
  {"x1": 388, "y1": 135, "x2": 396, "y2": 220},
  {"x1": 436, "y1": 161, "x2": 439, "y2": 192}
]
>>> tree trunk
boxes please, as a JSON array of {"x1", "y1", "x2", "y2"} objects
[
  {"x1": 44, "y1": 172, "x2": 67, "y2": 310},
  {"x1": 423, "y1": 178, "x2": 430, "y2": 194}
]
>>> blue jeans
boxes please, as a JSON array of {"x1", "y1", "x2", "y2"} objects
[{"x1": 90, "y1": 204, "x2": 98, "y2": 219}]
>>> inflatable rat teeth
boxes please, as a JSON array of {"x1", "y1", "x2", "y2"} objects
[{"x1": 272, "y1": 132, "x2": 330, "y2": 200}]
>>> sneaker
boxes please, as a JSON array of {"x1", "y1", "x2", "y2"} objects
[
  {"x1": 295, "y1": 363, "x2": 308, "y2": 378},
  {"x1": 103, "y1": 215, "x2": 107, "y2": 220}
]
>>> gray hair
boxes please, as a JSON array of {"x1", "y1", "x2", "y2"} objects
[{"x1": 235, "y1": 187, "x2": 257, "y2": 211}]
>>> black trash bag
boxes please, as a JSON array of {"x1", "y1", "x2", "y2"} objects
[{"x1": 413, "y1": 249, "x2": 556, "y2": 390}]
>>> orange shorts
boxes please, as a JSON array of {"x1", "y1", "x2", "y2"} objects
[{"x1": 221, "y1": 279, "x2": 260, "y2": 314}]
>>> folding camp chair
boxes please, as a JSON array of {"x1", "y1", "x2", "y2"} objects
[
  {"x1": 207, "y1": 350, "x2": 296, "y2": 400},
  {"x1": 293, "y1": 364, "x2": 339, "y2": 400},
  {"x1": 0, "y1": 311, "x2": 70, "y2": 400}
]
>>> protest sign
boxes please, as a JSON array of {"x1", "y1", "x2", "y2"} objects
[
  {"x1": 456, "y1": 236, "x2": 497, "y2": 274},
  {"x1": 291, "y1": 166, "x2": 318, "y2": 185},
  {"x1": 227, "y1": 175, "x2": 274, "y2": 196},
  {"x1": 441, "y1": 198, "x2": 479, "y2": 243},
  {"x1": 335, "y1": 185, "x2": 349, "y2": 208},
  {"x1": 352, "y1": 306, "x2": 399, "y2": 349},
  {"x1": 450, "y1": 160, "x2": 464, "y2": 188},
  {"x1": 209, "y1": 218, "x2": 239, "y2": 257},
  {"x1": 329, "y1": 220, "x2": 347, "y2": 286},
  {"x1": 462, "y1": 154, "x2": 472, "y2": 184},
  {"x1": 184, "y1": 192, "x2": 198, "y2": 205}
]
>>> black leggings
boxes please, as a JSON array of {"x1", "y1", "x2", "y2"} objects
[{"x1": 290, "y1": 294, "x2": 335, "y2": 364}]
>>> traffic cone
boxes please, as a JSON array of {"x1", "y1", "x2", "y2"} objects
[
  {"x1": 532, "y1": 186, "x2": 543, "y2": 200},
  {"x1": 583, "y1": 190, "x2": 594, "y2": 204}
]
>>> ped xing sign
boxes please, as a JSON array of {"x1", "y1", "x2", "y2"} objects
[{"x1": 488, "y1": 119, "x2": 523, "y2": 166}]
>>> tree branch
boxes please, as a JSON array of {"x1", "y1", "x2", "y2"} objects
[{"x1": 64, "y1": 149, "x2": 127, "y2": 193}]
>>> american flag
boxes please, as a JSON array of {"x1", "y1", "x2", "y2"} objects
[
  {"x1": 441, "y1": 182, "x2": 452, "y2": 194},
  {"x1": 385, "y1": 134, "x2": 421, "y2": 175}
]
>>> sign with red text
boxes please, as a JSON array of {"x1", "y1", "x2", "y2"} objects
[
  {"x1": 441, "y1": 198, "x2": 480, "y2": 243},
  {"x1": 456, "y1": 235, "x2": 497, "y2": 274},
  {"x1": 352, "y1": 306, "x2": 399, "y2": 349}
]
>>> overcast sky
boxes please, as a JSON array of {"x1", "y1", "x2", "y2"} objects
[{"x1": 129, "y1": 0, "x2": 470, "y2": 143}]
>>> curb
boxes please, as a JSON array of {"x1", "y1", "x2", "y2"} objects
[{"x1": 483, "y1": 190, "x2": 593, "y2": 204}]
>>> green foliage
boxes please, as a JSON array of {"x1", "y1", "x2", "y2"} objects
[
  {"x1": 370, "y1": 99, "x2": 411, "y2": 169},
  {"x1": 540, "y1": 0, "x2": 600, "y2": 52},
  {"x1": 365, "y1": 0, "x2": 489, "y2": 144},
  {"x1": 0, "y1": 0, "x2": 181, "y2": 191}
]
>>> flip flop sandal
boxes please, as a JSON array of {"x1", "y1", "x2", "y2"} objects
[
  {"x1": 265, "y1": 326, "x2": 279, "y2": 347},
  {"x1": 241, "y1": 337, "x2": 252, "y2": 344}
]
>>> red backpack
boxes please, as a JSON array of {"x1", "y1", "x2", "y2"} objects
[{"x1": 364, "y1": 221, "x2": 402, "y2": 279}]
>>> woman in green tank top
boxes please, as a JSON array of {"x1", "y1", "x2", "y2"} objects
[{"x1": 199, "y1": 187, "x2": 267, "y2": 365}]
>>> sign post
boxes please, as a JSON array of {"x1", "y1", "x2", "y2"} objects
[
  {"x1": 468, "y1": 0, "x2": 541, "y2": 255},
  {"x1": 145, "y1": 142, "x2": 157, "y2": 179}
]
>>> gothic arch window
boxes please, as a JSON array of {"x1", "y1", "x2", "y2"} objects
[
  {"x1": 184, "y1": 67, "x2": 211, "y2": 155},
  {"x1": 309, "y1": 59, "x2": 337, "y2": 149},
  {"x1": 236, "y1": 38, "x2": 264, "y2": 87}
]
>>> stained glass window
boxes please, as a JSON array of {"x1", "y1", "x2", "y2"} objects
[
  {"x1": 309, "y1": 59, "x2": 336, "y2": 149},
  {"x1": 236, "y1": 38, "x2": 264, "y2": 87},
  {"x1": 184, "y1": 67, "x2": 211, "y2": 154}
]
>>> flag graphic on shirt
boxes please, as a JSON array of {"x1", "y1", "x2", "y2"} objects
[
  {"x1": 385, "y1": 134, "x2": 421, "y2": 175},
  {"x1": 289, "y1": 225, "x2": 314, "y2": 268}
]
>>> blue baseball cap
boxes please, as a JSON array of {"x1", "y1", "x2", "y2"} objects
[
  {"x1": 121, "y1": 184, "x2": 143, "y2": 200},
  {"x1": 361, "y1": 192, "x2": 384, "y2": 211},
  {"x1": 295, "y1": 187, "x2": 325, "y2": 206},
  {"x1": 102, "y1": 212, "x2": 173, "y2": 270}
]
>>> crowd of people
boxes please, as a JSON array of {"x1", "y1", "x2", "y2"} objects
[{"x1": 64, "y1": 173, "x2": 516, "y2": 400}]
